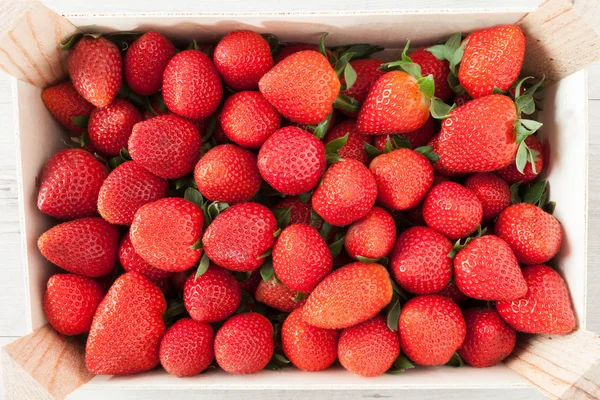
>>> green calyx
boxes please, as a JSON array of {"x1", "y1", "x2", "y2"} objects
[
  {"x1": 385, "y1": 281, "x2": 410, "y2": 331},
  {"x1": 261, "y1": 33, "x2": 281, "y2": 57},
  {"x1": 511, "y1": 180, "x2": 554, "y2": 213},
  {"x1": 445, "y1": 352, "x2": 464, "y2": 368},
  {"x1": 426, "y1": 32, "x2": 468, "y2": 94},
  {"x1": 71, "y1": 115, "x2": 89, "y2": 130},
  {"x1": 194, "y1": 252, "x2": 211, "y2": 279},
  {"x1": 260, "y1": 257, "x2": 277, "y2": 283},
  {"x1": 324, "y1": 133, "x2": 349, "y2": 164},
  {"x1": 328, "y1": 233, "x2": 345, "y2": 258},
  {"x1": 387, "y1": 354, "x2": 415, "y2": 374},
  {"x1": 513, "y1": 76, "x2": 544, "y2": 173},
  {"x1": 311, "y1": 111, "x2": 334, "y2": 140},
  {"x1": 332, "y1": 94, "x2": 361, "y2": 113},
  {"x1": 447, "y1": 225, "x2": 487, "y2": 258},
  {"x1": 356, "y1": 255, "x2": 389, "y2": 267},
  {"x1": 184, "y1": 187, "x2": 229, "y2": 228},
  {"x1": 414, "y1": 146, "x2": 440, "y2": 164},
  {"x1": 107, "y1": 147, "x2": 132, "y2": 170},
  {"x1": 272, "y1": 207, "x2": 292, "y2": 230}
]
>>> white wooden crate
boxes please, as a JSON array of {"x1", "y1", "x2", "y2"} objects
[{"x1": 1, "y1": 1, "x2": 599, "y2": 399}]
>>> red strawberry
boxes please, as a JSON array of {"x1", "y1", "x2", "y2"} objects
[
  {"x1": 373, "y1": 117, "x2": 437, "y2": 150},
  {"x1": 130, "y1": 198, "x2": 203, "y2": 272},
  {"x1": 255, "y1": 277, "x2": 305, "y2": 312},
  {"x1": 458, "y1": 308, "x2": 516, "y2": 368},
  {"x1": 338, "y1": 315, "x2": 400, "y2": 377},
  {"x1": 274, "y1": 196, "x2": 313, "y2": 226},
  {"x1": 323, "y1": 119, "x2": 373, "y2": 164},
  {"x1": 172, "y1": 269, "x2": 194, "y2": 292},
  {"x1": 119, "y1": 234, "x2": 172, "y2": 281},
  {"x1": 338, "y1": 59, "x2": 384, "y2": 117},
  {"x1": 259, "y1": 51, "x2": 340, "y2": 124},
  {"x1": 41, "y1": 81, "x2": 94, "y2": 133},
  {"x1": 344, "y1": 207, "x2": 396, "y2": 260},
  {"x1": 282, "y1": 307, "x2": 339, "y2": 371},
  {"x1": 369, "y1": 148, "x2": 433, "y2": 210},
  {"x1": 37, "y1": 149, "x2": 109, "y2": 220},
  {"x1": 194, "y1": 144, "x2": 261, "y2": 204},
  {"x1": 402, "y1": 174, "x2": 450, "y2": 226},
  {"x1": 496, "y1": 135, "x2": 544, "y2": 184},
  {"x1": 273, "y1": 224, "x2": 332, "y2": 292},
  {"x1": 431, "y1": 95, "x2": 518, "y2": 175},
  {"x1": 159, "y1": 318, "x2": 214, "y2": 377},
  {"x1": 464, "y1": 173, "x2": 511, "y2": 222},
  {"x1": 184, "y1": 264, "x2": 241, "y2": 322},
  {"x1": 437, "y1": 281, "x2": 469, "y2": 306},
  {"x1": 68, "y1": 36, "x2": 122, "y2": 108},
  {"x1": 203, "y1": 202, "x2": 277, "y2": 272},
  {"x1": 390, "y1": 226, "x2": 453, "y2": 295},
  {"x1": 44, "y1": 273, "x2": 104, "y2": 336},
  {"x1": 290, "y1": 110, "x2": 338, "y2": 136},
  {"x1": 162, "y1": 50, "x2": 223, "y2": 120},
  {"x1": 128, "y1": 114, "x2": 201, "y2": 179},
  {"x1": 454, "y1": 92, "x2": 471, "y2": 107},
  {"x1": 214, "y1": 312, "x2": 274, "y2": 374},
  {"x1": 303, "y1": 262, "x2": 393, "y2": 329},
  {"x1": 312, "y1": 159, "x2": 377, "y2": 226},
  {"x1": 399, "y1": 295, "x2": 466, "y2": 366},
  {"x1": 214, "y1": 31, "x2": 274, "y2": 91},
  {"x1": 274, "y1": 43, "x2": 334, "y2": 64},
  {"x1": 454, "y1": 235, "x2": 527, "y2": 301},
  {"x1": 86, "y1": 272, "x2": 166, "y2": 375},
  {"x1": 88, "y1": 99, "x2": 142, "y2": 156},
  {"x1": 422, "y1": 182, "x2": 483, "y2": 239},
  {"x1": 258, "y1": 127, "x2": 326, "y2": 195},
  {"x1": 496, "y1": 264, "x2": 575, "y2": 334},
  {"x1": 357, "y1": 71, "x2": 430, "y2": 135},
  {"x1": 410, "y1": 47, "x2": 453, "y2": 102},
  {"x1": 98, "y1": 161, "x2": 168, "y2": 225},
  {"x1": 124, "y1": 31, "x2": 177, "y2": 95},
  {"x1": 220, "y1": 91, "x2": 281, "y2": 148},
  {"x1": 459, "y1": 25, "x2": 525, "y2": 99},
  {"x1": 38, "y1": 217, "x2": 119, "y2": 277},
  {"x1": 239, "y1": 270, "x2": 262, "y2": 296},
  {"x1": 495, "y1": 203, "x2": 562, "y2": 265}
]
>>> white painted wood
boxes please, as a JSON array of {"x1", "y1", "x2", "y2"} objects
[
  {"x1": 589, "y1": 62, "x2": 600, "y2": 99},
  {"x1": 587, "y1": 99, "x2": 600, "y2": 335}
]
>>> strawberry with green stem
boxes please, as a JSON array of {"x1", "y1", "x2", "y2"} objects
[{"x1": 41, "y1": 82, "x2": 94, "y2": 134}]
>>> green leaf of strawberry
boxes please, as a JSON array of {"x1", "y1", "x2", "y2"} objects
[
  {"x1": 414, "y1": 146, "x2": 440, "y2": 163},
  {"x1": 392, "y1": 136, "x2": 412, "y2": 149},
  {"x1": 325, "y1": 133, "x2": 349, "y2": 154},
  {"x1": 332, "y1": 94, "x2": 361, "y2": 113},
  {"x1": 272, "y1": 207, "x2": 292, "y2": 229},
  {"x1": 510, "y1": 182, "x2": 522, "y2": 204},
  {"x1": 260, "y1": 258, "x2": 275, "y2": 282},
  {"x1": 383, "y1": 137, "x2": 395, "y2": 154},
  {"x1": 387, "y1": 354, "x2": 415, "y2": 374},
  {"x1": 261, "y1": 33, "x2": 280, "y2": 56},
  {"x1": 195, "y1": 252, "x2": 211, "y2": 279},
  {"x1": 386, "y1": 295, "x2": 401, "y2": 331},
  {"x1": 328, "y1": 234, "x2": 345, "y2": 258},
  {"x1": 312, "y1": 111, "x2": 334, "y2": 140},
  {"x1": 318, "y1": 33, "x2": 329, "y2": 57},
  {"x1": 429, "y1": 98, "x2": 456, "y2": 119},
  {"x1": 71, "y1": 115, "x2": 90, "y2": 129},
  {"x1": 184, "y1": 187, "x2": 204, "y2": 209},
  {"x1": 523, "y1": 180, "x2": 548, "y2": 206},
  {"x1": 344, "y1": 62, "x2": 358, "y2": 91},
  {"x1": 60, "y1": 33, "x2": 85, "y2": 50},
  {"x1": 445, "y1": 352, "x2": 464, "y2": 368},
  {"x1": 364, "y1": 142, "x2": 383, "y2": 158}
]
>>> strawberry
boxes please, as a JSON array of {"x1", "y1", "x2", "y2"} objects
[
  {"x1": 159, "y1": 318, "x2": 214, "y2": 377},
  {"x1": 86, "y1": 272, "x2": 166, "y2": 375},
  {"x1": 98, "y1": 161, "x2": 168, "y2": 225},
  {"x1": 437, "y1": 281, "x2": 469, "y2": 306},
  {"x1": 323, "y1": 120, "x2": 373, "y2": 164},
  {"x1": 410, "y1": 47, "x2": 453, "y2": 102},
  {"x1": 399, "y1": 295, "x2": 466, "y2": 366},
  {"x1": 41, "y1": 81, "x2": 94, "y2": 134},
  {"x1": 401, "y1": 174, "x2": 450, "y2": 226},
  {"x1": 258, "y1": 127, "x2": 326, "y2": 195},
  {"x1": 68, "y1": 36, "x2": 122, "y2": 108},
  {"x1": 454, "y1": 235, "x2": 527, "y2": 301},
  {"x1": 496, "y1": 264, "x2": 575, "y2": 334},
  {"x1": 458, "y1": 308, "x2": 516, "y2": 368},
  {"x1": 88, "y1": 99, "x2": 142, "y2": 156},
  {"x1": 454, "y1": 92, "x2": 471, "y2": 107},
  {"x1": 338, "y1": 59, "x2": 384, "y2": 117},
  {"x1": 496, "y1": 135, "x2": 544, "y2": 184},
  {"x1": 464, "y1": 173, "x2": 511, "y2": 222},
  {"x1": 338, "y1": 315, "x2": 400, "y2": 377},
  {"x1": 369, "y1": 148, "x2": 434, "y2": 210},
  {"x1": 214, "y1": 312, "x2": 274, "y2": 374},
  {"x1": 431, "y1": 95, "x2": 519, "y2": 175},
  {"x1": 273, "y1": 224, "x2": 333, "y2": 292},
  {"x1": 162, "y1": 50, "x2": 223, "y2": 120},
  {"x1": 184, "y1": 264, "x2": 241, "y2": 322},
  {"x1": 130, "y1": 198, "x2": 204, "y2": 272},
  {"x1": 128, "y1": 114, "x2": 201, "y2": 179},
  {"x1": 344, "y1": 206, "x2": 396, "y2": 260},
  {"x1": 357, "y1": 71, "x2": 430, "y2": 135},
  {"x1": 44, "y1": 273, "x2": 105, "y2": 336},
  {"x1": 422, "y1": 182, "x2": 483, "y2": 239},
  {"x1": 282, "y1": 307, "x2": 339, "y2": 372},
  {"x1": 259, "y1": 50, "x2": 340, "y2": 124},
  {"x1": 219, "y1": 91, "x2": 281, "y2": 148},
  {"x1": 312, "y1": 159, "x2": 377, "y2": 226},
  {"x1": 194, "y1": 144, "x2": 261, "y2": 204},
  {"x1": 390, "y1": 226, "x2": 453, "y2": 295},
  {"x1": 289, "y1": 110, "x2": 338, "y2": 136},
  {"x1": 37, "y1": 149, "x2": 109, "y2": 220},
  {"x1": 303, "y1": 262, "x2": 393, "y2": 329},
  {"x1": 239, "y1": 270, "x2": 262, "y2": 297},
  {"x1": 274, "y1": 43, "x2": 333, "y2": 64},
  {"x1": 203, "y1": 202, "x2": 277, "y2": 272},
  {"x1": 495, "y1": 203, "x2": 562, "y2": 264},
  {"x1": 255, "y1": 277, "x2": 305, "y2": 312},
  {"x1": 373, "y1": 117, "x2": 437, "y2": 150},
  {"x1": 38, "y1": 217, "x2": 119, "y2": 277},
  {"x1": 274, "y1": 196, "x2": 313, "y2": 226},
  {"x1": 214, "y1": 31, "x2": 274, "y2": 91},
  {"x1": 119, "y1": 234, "x2": 172, "y2": 281},
  {"x1": 172, "y1": 269, "x2": 194, "y2": 292},
  {"x1": 124, "y1": 31, "x2": 177, "y2": 95},
  {"x1": 459, "y1": 25, "x2": 525, "y2": 99}
]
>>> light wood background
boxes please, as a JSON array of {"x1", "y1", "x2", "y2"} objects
[{"x1": 0, "y1": 1, "x2": 598, "y2": 398}]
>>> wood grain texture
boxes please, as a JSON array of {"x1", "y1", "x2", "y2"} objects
[
  {"x1": 518, "y1": 0, "x2": 600, "y2": 83},
  {"x1": 1, "y1": 325, "x2": 93, "y2": 400}
]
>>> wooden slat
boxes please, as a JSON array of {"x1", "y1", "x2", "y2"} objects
[
  {"x1": 1, "y1": 325, "x2": 93, "y2": 400},
  {"x1": 518, "y1": 0, "x2": 600, "y2": 83}
]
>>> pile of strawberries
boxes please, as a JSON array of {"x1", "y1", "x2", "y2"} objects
[{"x1": 38, "y1": 24, "x2": 575, "y2": 378}]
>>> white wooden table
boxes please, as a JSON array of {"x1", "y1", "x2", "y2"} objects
[{"x1": 0, "y1": 1, "x2": 599, "y2": 398}]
